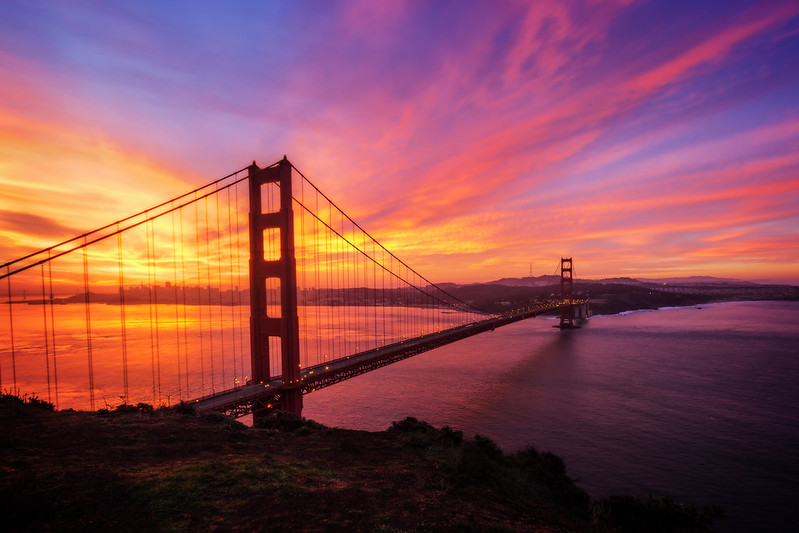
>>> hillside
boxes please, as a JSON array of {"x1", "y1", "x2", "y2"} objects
[
  {"x1": 1, "y1": 395, "x2": 723, "y2": 532},
  {"x1": 449, "y1": 278, "x2": 799, "y2": 315}
]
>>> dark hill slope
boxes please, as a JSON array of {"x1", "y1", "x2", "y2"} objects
[{"x1": 1, "y1": 396, "x2": 722, "y2": 532}]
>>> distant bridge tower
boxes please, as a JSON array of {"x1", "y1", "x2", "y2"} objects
[
  {"x1": 248, "y1": 157, "x2": 302, "y2": 416},
  {"x1": 559, "y1": 257, "x2": 574, "y2": 329}
]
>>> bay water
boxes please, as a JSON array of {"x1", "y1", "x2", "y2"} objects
[{"x1": 303, "y1": 301, "x2": 799, "y2": 532}]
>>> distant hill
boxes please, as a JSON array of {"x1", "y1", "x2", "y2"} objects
[
  {"x1": 444, "y1": 275, "x2": 798, "y2": 315},
  {"x1": 482, "y1": 275, "x2": 761, "y2": 288},
  {"x1": 635, "y1": 276, "x2": 756, "y2": 286},
  {"x1": 486, "y1": 275, "x2": 559, "y2": 287}
]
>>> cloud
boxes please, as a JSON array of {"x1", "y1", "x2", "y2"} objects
[
  {"x1": 0, "y1": 211, "x2": 77, "y2": 248},
  {"x1": 1, "y1": 1, "x2": 798, "y2": 283}
]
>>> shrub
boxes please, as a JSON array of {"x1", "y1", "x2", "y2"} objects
[
  {"x1": 114, "y1": 403, "x2": 142, "y2": 415},
  {"x1": 136, "y1": 402, "x2": 154, "y2": 414},
  {"x1": 25, "y1": 394, "x2": 55, "y2": 411},
  {"x1": 0, "y1": 392, "x2": 55, "y2": 414},
  {"x1": 511, "y1": 446, "x2": 589, "y2": 512},
  {"x1": 253, "y1": 410, "x2": 323, "y2": 432},
  {"x1": 596, "y1": 494, "x2": 725, "y2": 532},
  {"x1": 171, "y1": 401, "x2": 197, "y2": 415},
  {"x1": 389, "y1": 416, "x2": 435, "y2": 434},
  {"x1": 472, "y1": 434, "x2": 502, "y2": 459},
  {"x1": 456, "y1": 435, "x2": 505, "y2": 483},
  {"x1": 438, "y1": 425, "x2": 464, "y2": 446},
  {"x1": 200, "y1": 411, "x2": 247, "y2": 430}
]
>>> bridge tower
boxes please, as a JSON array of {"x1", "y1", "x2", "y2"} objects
[
  {"x1": 248, "y1": 157, "x2": 302, "y2": 416},
  {"x1": 559, "y1": 257, "x2": 575, "y2": 329}
]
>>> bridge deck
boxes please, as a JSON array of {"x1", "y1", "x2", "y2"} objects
[{"x1": 195, "y1": 300, "x2": 588, "y2": 416}]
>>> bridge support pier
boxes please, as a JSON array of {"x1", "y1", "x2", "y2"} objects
[
  {"x1": 249, "y1": 157, "x2": 303, "y2": 419},
  {"x1": 573, "y1": 301, "x2": 590, "y2": 320}
]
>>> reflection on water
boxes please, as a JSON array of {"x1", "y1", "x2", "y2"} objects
[
  {"x1": 1, "y1": 303, "x2": 250, "y2": 409},
  {"x1": 0, "y1": 303, "x2": 474, "y2": 410}
]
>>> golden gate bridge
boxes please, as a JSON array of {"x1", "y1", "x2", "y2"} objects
[{"x1": 0, "y1": 157, "x2": 588, "y2": 419}]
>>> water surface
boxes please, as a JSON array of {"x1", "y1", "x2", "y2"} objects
[{"x1": 304, "y1": 301, "x2": 799, "y2": 532}]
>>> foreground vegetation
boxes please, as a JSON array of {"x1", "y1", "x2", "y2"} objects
[{"x1": 1, "y1": 394, "x2": 723, "y2": 532}]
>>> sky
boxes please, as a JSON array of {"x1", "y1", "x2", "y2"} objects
[{"x1": 1, "y1": 0, "x2": 798, "y2": 285}]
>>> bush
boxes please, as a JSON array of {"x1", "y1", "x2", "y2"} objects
[
  {"x1": 200, "y1": 411, "x2": 247, "y2": 430},
  {"x1": 115, "y1": 403, "x2": 143, "y2": 414},
  {"x1": 136, "y1": 402, "x2": 154, "y2": 414},
  {"x1": 510, "y1": 446, "x2": 589, "y2": 512},
  {"x1": 596, "y1": 495, "x2": 725, "y2": 533},
  {"x1": 439, "y1": 425, "x2": 464, "y2": 446},
  {"x1": 0, "y1": 392, "x2": 55, "y2": 414},
  {"x1": 456, "y1": 435, "x2": 505, "y2": 482},
  {"x1": 171, "y1": 401, "x2": 197, "y2": 415},
  {"x1": 389, "y1": 416, "x2": 435, "y2": 434},
  {"x1": 472, "y1": 434, "x2": 502, "y2": 459},
  {"x1": 513, "y1": 446, "x2": 567, "y2": 481},
  {"x1": 25, "y1": 394, "x2": 55, "y2": 411},
  {"x1": 253, "y1": 410, "x2": 324, "y2": 432}
]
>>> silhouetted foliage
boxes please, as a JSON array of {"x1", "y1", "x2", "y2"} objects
[
  {"x1": 597, "y1": 494, "x2": 725, "y2": 532},
  {"x1": 253, "y1": 410, "x2": 324, "y2": 432},
  {"x1": 171, "y1": 401, "x2": 197, "y2": 415},
  {"x1": 199, "y1": 411, "x2": 247, "y2": 430},
  {"x1": 389, "y1": 416, "x2": 436, "y2": 434},
  {"x1": 136, "y1": 402, "x2": 154, "y2": 414},
  {"x1": 511, "y1": 445, "x2": 590, "y2": 512},
  {"x1": 472, "y1": 434, "x2": 502, "y2": 458},
  {"x1": 97, "y1": 402, "x2": 157, "y2": 417},
  {"x1": 438, "y1": 425, "x2": 464, "y2": 446},
  {"x1": 0, "y1": 392, "x2": 55, "y2": 414}
]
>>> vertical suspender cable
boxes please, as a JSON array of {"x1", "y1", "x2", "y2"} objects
[
  {"x1": 314, "y1": 190, "x2": 322, "y2": 366},
  {"x1": 40, "y1": 264, "x2": 51, "y2": 402},
  {"x1": 341, "y1": 216, "x2": 347, "y2": 356},
  {"x1": 82, "y1": 244, "x2": 95, "y2": 411},
  {"x1": 194, "y1": 201, "x2": 205, "y2": 394},
  {"x1": 338, "y1": 211, "x2": 345, "y2": 357},
  {"x1": 326, "y1": 203, "x2": 333, "y2": 364},
  {"x1": 179, "y1": 208, "x2": 190, "y2": 395},
  {"x1": 204, "y1": 197, "x2": 215, "y2": 392},
  {"x1": 5, "y1": 267, "x2": 15, "y2": 394},
  {"x1": 299, "y1": 180, "x2": 309, "y2": 369},
  {"x1": 372, "y1": 239, "x2": 377, "y2": 349},
  {"x1": 226, "y1": 188, "x2": 239, "y2": 387},
  {"x1": 47, "y1": 257, "x2": 59, "y2": 408},
  {"x1": 171, "y1": 208, "x2": 182, "y2": 398},
  {"x1": 146, "y1": 219, "x2": 156, "y2": 402},
  {"x1": 234, "y1": 185, "x2": 246, "y2": 382},
  {"x1": 339, "y1": 211, "x2": 345, "y2": 356},
  {"x1": 151, "y1": 221, "x2": 162, "y2": 404},
  {"x1": 352, "y1": 221, "x2": 357, "y2": 352},
  {"x1": 380, "y1": 245, "x2": 388, "y2": 345},
  {"x1": 215, "y1": 190, "x2": 226, "y2": 388},
  {"x1": 116, "y1": 229, "x2": 129, "y2": 402}
]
